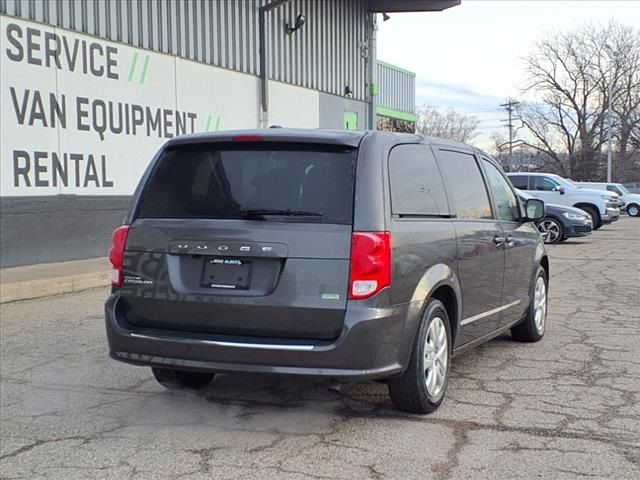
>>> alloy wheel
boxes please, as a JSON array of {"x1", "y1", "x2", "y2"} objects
[
  {"x1": 423, "y1": 316, "x2": 448, "y2": 398},
  {"x1": 538, "y1": 219, "x2": 561, "y2": 244},
  {"x1": 533, "y1": 276, "x2": 547, "y2": 335},
  {"x1": 628, "y1": 205, "x2": 639, "y2": 217}
]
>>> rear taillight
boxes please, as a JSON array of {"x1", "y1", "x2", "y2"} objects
[
  {"x1": 349, "y1": 232, "x2": 391, "y2": 300},
  {"x1": 109, "y1": 225, "x2": 130, "y2": 287}
]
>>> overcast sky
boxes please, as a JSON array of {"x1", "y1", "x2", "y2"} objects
[{"x1": 377, "y1": 0, "x2": 640, "y2": 146}]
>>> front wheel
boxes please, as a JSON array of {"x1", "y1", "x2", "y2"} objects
[
  {"x1": 511, "y1": 266, "x2": 548, "y2": 342},
  {"x1": 537, "y1": 217, "x2": 564, "y2": 244},
  {"x1": 581, "y1": 206, "x2": 602, "y2": 230},
  {"x1": 627, "y1": 203, "x2": 640, "y2": 217},
  {"x1": 388, "y1": 299, "x2": 451, "y2": 414},
  {"x1": 151, "y1": 368, "x2": 215, "y2": 390}
]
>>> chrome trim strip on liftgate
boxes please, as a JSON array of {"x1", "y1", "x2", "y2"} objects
[
  {"x1": 460, "y1": 300, "x2": 522, "y2": 326},
  {"x1": 129, "y1": 332, "x2": 316, "y2": 351}
]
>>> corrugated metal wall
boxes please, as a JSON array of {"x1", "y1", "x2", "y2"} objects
[
  {"x1": 377, "y1": 61, "x2": 415, "y2": 113},
  {"x1": 0, "y1": 0, "x2": 371, "y2": 101}
]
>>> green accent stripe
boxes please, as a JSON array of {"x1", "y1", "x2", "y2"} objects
[
  {"x1": 127, "y1": 52, "x2": 139, "y2": 82},
  {"x1": 139, "y1": 55, "x2": 150, "y2": 84},
  {"x1": 205, "y1": 115, "x2": 212, "y2": 131},
  {"x1": 376, "y1": 106, "x2": 417, "y2": 122},
  {"x1": 214, "y1": 116, "x2": 221, "y2": 131},
  {"x1": 377, "y1": 60, "x2": 416, "y2": 77}
]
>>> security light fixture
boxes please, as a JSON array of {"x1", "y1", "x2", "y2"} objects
[
  {"x1": 286, "y1": 14, "x2": 306, "y2": 34},
  {"x1": 344, "y1": 86, "x2": 353, "y2": 98}
]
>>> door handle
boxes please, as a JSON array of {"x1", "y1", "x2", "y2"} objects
[{"x1": 493, "y1": 236, "x2": 506, "y2": 245}]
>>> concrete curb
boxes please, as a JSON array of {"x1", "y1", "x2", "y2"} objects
[
  {"x1": 0, "y1": 271, "x2": 110, "y2": 304},
  {"x1": 0, "y1": 259, "x2": 110, "y2": 304}
]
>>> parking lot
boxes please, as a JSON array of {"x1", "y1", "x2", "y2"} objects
[{"x1": 1, "y1": 217, "x2": 639, "y2": 479}]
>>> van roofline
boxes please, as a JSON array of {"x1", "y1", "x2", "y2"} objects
[
  {"x1": 165, "y1": 129, "x2": 368, "y2": 148},
  {"x1": 164, "y1": 129, "x2": 475, "y2": 150}
]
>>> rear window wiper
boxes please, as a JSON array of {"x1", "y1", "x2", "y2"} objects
[{"x1": 239, "y1": 208, "x2": 323, "y2": 217}]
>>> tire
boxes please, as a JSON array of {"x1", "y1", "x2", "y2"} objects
[
  {"x1": 580, "y1": 206, "x2": 602, "y2": 230},
  {"x1": 151, "y1": 368, "x2": 215, "y2": 390},
  {"x1": 511, "y1": 266, "x2": 548, "y2": 343},
  {"x1": 627, "y1": 203, "x2": 640, "y2": 217},
  {"x1": 537, "y1": 217, "x2": 564, "y2": 244},
  {"x1": 388, "y1": 299, "x2": 452, "y2": 414}
]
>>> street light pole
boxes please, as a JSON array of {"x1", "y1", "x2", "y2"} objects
[
  {"x1": 605, "y1": 45, "x2": 615, "y2": 183},
  {"x1": 606, "y1": 71, "x2": 613, "y2": 182}
]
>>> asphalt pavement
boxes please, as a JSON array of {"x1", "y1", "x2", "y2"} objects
[{"x1": 1, "y1": 217, "x2": 639, "y2": 479}]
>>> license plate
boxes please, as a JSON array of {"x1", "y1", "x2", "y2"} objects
[{"x1": 201, "y1": 258, "x2": 252, "y2": 290}]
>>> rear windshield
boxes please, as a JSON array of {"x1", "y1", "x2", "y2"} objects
[{"x1": 135, "y1": 143, "x2": 357, "y2": 224}]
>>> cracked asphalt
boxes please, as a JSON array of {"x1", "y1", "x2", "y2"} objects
[{"x1": 1, "y1": 217, "x2": 639, "y2": 479}]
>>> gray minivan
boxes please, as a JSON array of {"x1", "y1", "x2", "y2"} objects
[{"x1": 105, "y1": 129, "x2": 549, "y2": 414}]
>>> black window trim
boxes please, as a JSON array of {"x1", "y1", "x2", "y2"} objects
[{"x1": 394, "y1": 213, "x2": 457, "y2": 219}]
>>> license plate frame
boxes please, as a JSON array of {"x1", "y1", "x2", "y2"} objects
[{"x1": 201, "y1": 258, "x2": 252, "y2": 290}]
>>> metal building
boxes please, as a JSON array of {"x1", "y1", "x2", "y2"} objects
[
  {"x1": 376, "y1": 60, "x2": 416, "y2": 132},
  {"x1": 0, "y1": 0, "x2": 459, "y2": 267}
]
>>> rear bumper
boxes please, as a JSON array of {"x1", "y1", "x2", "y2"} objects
[{"x1": 105, "y1": 293, "x2": 411, "y2": 381}]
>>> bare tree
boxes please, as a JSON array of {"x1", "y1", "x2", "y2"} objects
[
  {"x1": 518, "y1": 20, "x2": 640, "y2": 181},
  {"x1": 608, "y1": 24, "x2": 640, "y2": 181},
  {"x1": 415, "y1": 105, "x2": 480, "y2": 143}
]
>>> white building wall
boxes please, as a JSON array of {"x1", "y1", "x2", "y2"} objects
[{"x1": 1, "y1": 15, "x2": 320, "y2": 198}]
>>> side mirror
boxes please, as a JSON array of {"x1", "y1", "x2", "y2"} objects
[
  {"x1": 526, "y1": 198, "x2": 545, "y2": 221},
  {"x1": 557, "y1": 186, "x2": 566, "y2": 195}
]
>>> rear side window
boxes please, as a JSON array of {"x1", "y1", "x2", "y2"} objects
[
  {"x1": 136, "y1": 143, "x2": 356, "y2": 224},
  {"x1": 388, "y1": 144, "x2": 449, "y2": 216},
  {"x1": 436, "y1": 150, "x2": 492, "y2": 220},
  {"x1": 509, "y1": 175, "x2": 529, "y2": 190}
]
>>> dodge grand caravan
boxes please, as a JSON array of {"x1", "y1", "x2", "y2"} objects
[{"x1": 105, "y1": 129, "x2": 549, "y2": 414}]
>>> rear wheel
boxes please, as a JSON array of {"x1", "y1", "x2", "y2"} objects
[
  {"x1": 627, "y1": 203, "x2": 640, "y2": 217},
  {"x1": 151, "y1": 368, "x2": 215, "y2": 390},
  {"x1": 580, "y1": 206, "x2": 601, "y2": 230},
  {"x1": 537, "y1": 217, "x2": 563, "y2": 244},
  {"x1": 511, "y1": 266, "x2": 547, "y2": 342},
  {"x1": 388, "y1": 299, "x2": 451, "y2": 414}
]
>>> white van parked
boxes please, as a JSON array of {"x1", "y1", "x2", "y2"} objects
[
  {"x1": 577, "y1": 182, "x2": 640, "y2": 217},
  {"x1": 507, "y1": 173, "x2": 621, "y2": 229}
]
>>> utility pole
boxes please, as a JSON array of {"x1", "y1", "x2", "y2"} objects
[{"x1": 500, "y1": 100, "x2": 520, "y2": 170}]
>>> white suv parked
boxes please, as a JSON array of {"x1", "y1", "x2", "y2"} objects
[
  {"x1": 507, "y1": 173, "x2": 620, "y2": 229},
  {"x1": 577, "y1": 182, "x2": 640, "y2": 217}
]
